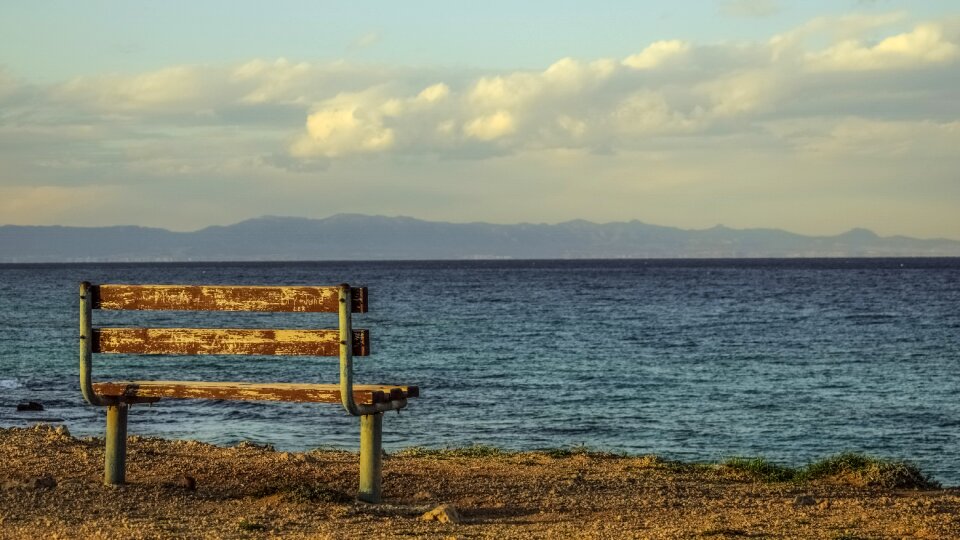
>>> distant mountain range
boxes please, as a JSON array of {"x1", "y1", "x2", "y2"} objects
[{"x1": 2, "y1": 214, "x2": 959, "y2": 262}]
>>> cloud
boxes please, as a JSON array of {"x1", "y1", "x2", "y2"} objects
[
  {"x1": 56, "y1": 66, "x2": 223, "y2": 112},
  {"x1": 9, "y1": 14, "x2": 951, "y2": 168},
  {"x1": 806, "y1": 23, "x2": 959, "y2": 71},
  {"x1": 622, "y1": 41, "x2": 691, "y2": 69},
  {"x1": 276, "y1": 17, "x2": 957, "y2": 158},
  {"x1": 232, "y1": 58, "x2": 313, "y2": 104},
  {"x1": 772, "y1": 118, "x2": 960, "y2": 158},
  {"x1": 417, "y1": 83, "x2": 450, "y2": 103},
  {"x1": 697, "y1": 70, "x2": 782, "y2": 116},
  {"x1": 0, "y1": 69, "x2": 21, "y2": 101},
  {"x1": 720, "y1": 0, "x2": 780, "y2": 18},
  {"x1": 291, "y1": 91, "x2": 397, "y2": 158},
  {"x1": 464, "y1": 110, "x2": 516, "y2": 141},
  {"x1": 2, "y1": 12, "x2": 958, "y2": 206}
]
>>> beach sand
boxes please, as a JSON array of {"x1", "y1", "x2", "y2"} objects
[{"x1": 1, "y1": 424, "x2": 957, "y2": 539}]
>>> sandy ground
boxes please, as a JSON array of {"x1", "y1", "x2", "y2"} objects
[{"x1": 1, "y1": 424, "x2": 958, "y2": 539}]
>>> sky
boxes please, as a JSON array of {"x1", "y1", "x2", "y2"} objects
[{"x1": 1, "y1": 0, "x2": 958, "y2": 239}]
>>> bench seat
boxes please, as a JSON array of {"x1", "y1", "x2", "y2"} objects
[{"x1": 93, "y1": 381, "x2": 419, "y2": 404}]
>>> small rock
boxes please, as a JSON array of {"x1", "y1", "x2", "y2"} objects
[
  {"x1": 235, "y1": 441, "x2": 274, "y2": 451},
  {"x1": 421, "y1": 504, "x2": 462, "y2": 524},
  {"x1": 793, "y1": 495, "x2": 817, "y2": 507},
  {"x1": 817, "y1": 499, "x2": 831, "y2": 510},
  {"x1": 277, "y1": 452, "x2": 304, "y2": 462},
  {"x1": 171, "y1": 474, "x2": 196, "y2": 490},
  {"x1": 16, "y1": 401, "x2": 43, "y2": 412},
  {"x1": 31, "y1": 475, "x2": 57, "y2": 489}
]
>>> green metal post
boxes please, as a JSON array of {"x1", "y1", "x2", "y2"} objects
[
  {"x1": 80, "y1": 282, "x2": 107, "y2": 407},
  {"x1": 104, "y1": 403, "x2": 128, "y2": 485},
  {"x1": 358, "y1": 413, "x2": 383, "y2": 503},
  {"x1": 338, "y1": 284, "x2": 358, "y2": 415}
]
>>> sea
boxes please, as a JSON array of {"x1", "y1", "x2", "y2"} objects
[{"x1": 1, "y1": 259, "x2": 958, "y2": 485}]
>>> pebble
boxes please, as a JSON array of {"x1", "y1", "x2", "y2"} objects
[
  {"x1": 16, "y1": 401, "x2": 44, "y2": 412},
  {"x1": 421, "y1": 504, "x2": 463, "y2": 524},
  {"x1": 171, "y1": 474, "x2": 197, "y2": 490}
]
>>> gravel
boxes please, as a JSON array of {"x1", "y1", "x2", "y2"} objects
[{"x1": 1, "y1": 424, "x2": 958, "y2": 539}]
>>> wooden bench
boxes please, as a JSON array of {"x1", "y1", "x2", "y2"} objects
[{"x1": 79, "y1": 282, "x2": 417, "y2": 503}]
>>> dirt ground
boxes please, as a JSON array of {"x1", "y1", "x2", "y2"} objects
[{"x1": 1, "y1": 424, "x2": 958, "y2": 539}]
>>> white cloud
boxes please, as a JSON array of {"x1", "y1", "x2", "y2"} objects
[
  {"x1": 417, "y1": 83, "x2": 450, "y2": 103},
  {"x1": 698, "y1": 70, "x2": 781, "y2": 116},
  {"x1": 806, "y1": 23, "x2": 959, "y2": 71},
  {"x1": 613, "y1": 91, "x2": 700, "y2": 135},
  {"x1": 290, "y1": 90, "x2": 397, "y2": 158},
  {"x1": 622, "y1": 41, "x2": 691, "y2": 69},
  {"x1": 464, "y1": 110, "x2": 516, "y2": 141},
  {"x1": 232, "y1": 58, "x2": 312, "y2": 104},
  {"x1": 57, "y1": 66, "x2": 222, "y2": 112}
]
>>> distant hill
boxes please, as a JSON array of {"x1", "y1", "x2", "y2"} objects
[{"x1": 2, "y1": 214, "x2": 959, "y2": 262}]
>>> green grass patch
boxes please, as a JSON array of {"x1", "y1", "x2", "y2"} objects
[
  {"x1": 390, "y1": 445, "x2": 938, "y2": 489},
  {"x1": 394, "y1": 444, "x2": 510, "y2": 459},
  {"x1": 799, "y1": 452, "x2": 939, "y2": 489},
  {"x1": 722, "y1": 457, "x2": 797, "y2": 483},
  {"x1": 718, "y1": 452, "x2": 938, "y2": 489},
  {"x1": 535, "y1": 444, "x2": 625, "y2": 459}
]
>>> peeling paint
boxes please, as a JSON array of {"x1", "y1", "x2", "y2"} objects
[
  {"x1": 92, "y1": 381, "x2": 418, "y2": 404},
  {"x1": 93, "y1": 328, "x2": 369, "y2": 356},
  {"x1": 94, "y1": 285, "x2": 368, "y2": 313}
]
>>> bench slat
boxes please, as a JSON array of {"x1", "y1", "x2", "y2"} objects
[
  {"x1": 93, "y1": 328, "x2": 369, "y2": 356},
  {"x1": 92, "y1": 381, "x2": 418, "y2": 404},
  {"x1": 93, "y1": 285, "x2": 368, "y2": 313}
]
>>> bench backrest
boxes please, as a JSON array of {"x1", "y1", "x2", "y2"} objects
[{"x1": 87, "y1": 284, "x2": 368, "y2": 356}]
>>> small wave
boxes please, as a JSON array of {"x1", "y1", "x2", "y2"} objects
[{"x1": 0, "y1": 379, "x2": 22, "y2": 389}]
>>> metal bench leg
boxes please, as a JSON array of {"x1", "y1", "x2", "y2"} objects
[
  {"x1": 104, "y1": 403, "x2": 128, "y2": 485},
  {"x1": 358, "y1": 413, "x2": 382, "y2": 503}
]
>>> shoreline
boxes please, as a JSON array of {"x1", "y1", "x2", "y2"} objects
[{"x1": 2, "y1": 425, "x2": 959, "y2": 538}]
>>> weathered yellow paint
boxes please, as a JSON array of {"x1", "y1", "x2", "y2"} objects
[
  {"x1": 93, "y1": 327, "x2": 369, "y2": 356},
  {"x1": 92, "y1": 381, "x2": 417, "y2": 404},
  {"x1": 95, "y1": 285, "x2": 367, "y2": 312}
]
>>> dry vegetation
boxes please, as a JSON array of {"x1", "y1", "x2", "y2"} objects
[{"x1": 1, "y1": 425, "x2": 958, "y2": 539}]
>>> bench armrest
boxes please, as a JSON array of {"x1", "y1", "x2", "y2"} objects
[
  {"x1": 80, "y1": 282, "x2": 110, "y2": 406},
  {"x1": 338, "y1": 284, "x2": 406, "y2": 415}
]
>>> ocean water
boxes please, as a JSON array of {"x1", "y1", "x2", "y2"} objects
[{"x1": 1, "y1": 259, "x2": 958, "y2": 485}]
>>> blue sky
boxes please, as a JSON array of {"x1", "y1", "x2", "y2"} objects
[{"x1": 1, "y1": 1, "x2": 959, "y2": 238}]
